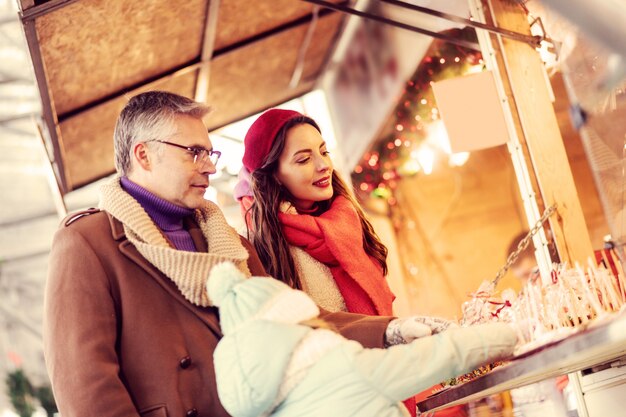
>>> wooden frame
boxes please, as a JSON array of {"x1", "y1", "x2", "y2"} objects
[
  {"x1": 19, "y1": 0, "x2": 78, "y2": 20},
  {"x1": 484, "y1": 0, "x2": 594, "y2": 264},
  {"x1": 18, "y1": 0, "x2": 341, "y2": 192},
  {"x1": 21, "y1": 18, "x2": 68, "y2": 193},
  {"x1": 195, "y1": 0, "x2": 220, "y2": 103}
]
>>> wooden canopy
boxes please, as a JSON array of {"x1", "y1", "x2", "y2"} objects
[{"x1": 19, "y1": 0, "x2": 345, "y2": 192}]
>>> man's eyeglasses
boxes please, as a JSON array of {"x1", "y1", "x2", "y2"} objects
[{"x1": 149, "y1": 140, "x2": 221, "y2": 167}]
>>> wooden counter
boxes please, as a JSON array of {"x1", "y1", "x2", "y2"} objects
[{"x1": 417, "y1": 313, "x2": 626, "y2": 413}]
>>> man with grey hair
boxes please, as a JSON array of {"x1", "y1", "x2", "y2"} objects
[{"x1": 43, "y1": 91, "x2": 398, "y2": 417}]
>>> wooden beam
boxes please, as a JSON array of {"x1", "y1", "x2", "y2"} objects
[
  {"x1": 19, "y1": 0, "x2": 78, "y2": 21},
  {"x1": 485, "y1": 0, "x2": 594, "y2": 265},
  {"x1": 195, "y1": 0, "x2": 220, "y2": 103},
  {"x1": 21, "y1": 18, "x2": 69, "y2": 194},
  {"x1": 35, "y1": 119, "x2": 67, "y2": 219},
  {"x1": 17, "y1": 0, "x2": 35, "y2": 13}
]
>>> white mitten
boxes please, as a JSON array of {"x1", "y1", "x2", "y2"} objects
[{"x1": 385, "y1": 316, "x2": 459, "y2": 346}]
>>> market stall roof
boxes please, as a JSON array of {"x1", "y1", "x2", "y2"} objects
[{"x1": 18, "y1": 0, "x2": 346, "y2": 193}]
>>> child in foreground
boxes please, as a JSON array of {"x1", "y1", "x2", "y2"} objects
[{"x1": 207, "y1": 262, "x2": 519, "y2": 417}]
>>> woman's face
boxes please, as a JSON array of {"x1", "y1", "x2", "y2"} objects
[{"x1": 275, "y1": 123, "x2": 334, "y2": 210}]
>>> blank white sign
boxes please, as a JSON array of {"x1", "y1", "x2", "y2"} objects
[{"x1": 432, "y1": 70, "x2": 510, "y2": 153}]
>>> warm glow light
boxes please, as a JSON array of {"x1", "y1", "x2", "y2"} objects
[
  {"x1": 536, "y1": 40, "x2": 558, "y2": 68},
  {"x1": 209, "y1": 134, "x2": 244, "y2": 176},
  {"x1": 449, "y1": 152, "x2": 470, "y2": 166},
  {"x1": 465, "y1": 65, "x2": 484, "y2": 75},
  {"x1": 401, "y1": 159, "x2": 421, "y2": 175},
  {"x1": 416, "y1": 147, "x2": 435, "y2": 175},
  {"x1": 426, "y1": 120, "x2": 451, "y2": 154}
]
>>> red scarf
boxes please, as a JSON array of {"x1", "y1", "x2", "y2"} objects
[{"x1": 279, "y1": 196, "x2": 395, "y2": 316}]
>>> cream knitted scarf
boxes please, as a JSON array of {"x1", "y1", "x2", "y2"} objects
[{"x1": 99, "y1": 176, "x2": 250, "y2": 307}]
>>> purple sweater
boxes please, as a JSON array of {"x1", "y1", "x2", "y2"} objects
[{"x1": 121, "y1": 177, "x2": 197, "y2": 252}]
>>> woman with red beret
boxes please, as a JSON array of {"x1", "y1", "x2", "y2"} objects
[{"x1": 237, "y1": 108, "x2": 395, "y2": 316}]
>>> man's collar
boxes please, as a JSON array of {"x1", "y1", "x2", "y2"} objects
[{"x1": 107, "y1": 212, "x2": 126, "y2": 241}]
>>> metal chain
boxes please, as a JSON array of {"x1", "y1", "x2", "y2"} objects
[{"x1": 492, "y1": 204, "x2": 558, "y2": 286}]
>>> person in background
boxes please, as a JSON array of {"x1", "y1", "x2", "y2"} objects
[
  {"x1": 508, "y1": 231, "x2": 542, "y2": 288},
  {"x1": 207, "y1": 262, "x2": 520, "y2": 417},
  {"x1": 43, "y1": 92, "x2": 420, "y2": 417},
  {"x1": 235, "y1": 108, "x2": 460, "y2": 416}
]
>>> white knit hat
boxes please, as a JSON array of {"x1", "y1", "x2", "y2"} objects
[{"x1": 207, "y1": 262, "x2": 320, "y2": 335}]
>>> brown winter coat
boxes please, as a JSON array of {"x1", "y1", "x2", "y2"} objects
[{"x1": 44, "y1": 209, "x2": 392, "y2": 417}]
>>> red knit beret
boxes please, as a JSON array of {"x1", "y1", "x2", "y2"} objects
[{"x1": 242, "y1": 109, "x2": 303, "y2": 172}]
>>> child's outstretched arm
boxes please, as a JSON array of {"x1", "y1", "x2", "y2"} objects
[{"x1": 352, "y1": 322, "x2": 518, "y2": 402}]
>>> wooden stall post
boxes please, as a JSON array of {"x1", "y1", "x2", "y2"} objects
[{"x1": 485, "y1": 0, "x2": 594, "y2": 265}]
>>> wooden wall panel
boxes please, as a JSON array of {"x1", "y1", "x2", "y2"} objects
[
  {"x1": 59, "y1": 70, "x2": 197, "y2": 190},
  {"x1": 35, "y1": 0, "x2": 207, "y2": 116},
  {"x1": 204, "y1": 12, "x2": 342, "y2": 129},
  {"x1": 390, "y1": 146, "x2": 525, "y2": 318}
]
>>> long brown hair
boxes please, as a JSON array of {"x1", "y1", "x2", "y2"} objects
[{"x1": 246, "y1": 116, "x2": 388, "y2": 289}]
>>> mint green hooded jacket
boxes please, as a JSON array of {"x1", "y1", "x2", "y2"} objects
[{"x1": 214, "y1": 320, "x2": 517, "y2": 417}]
